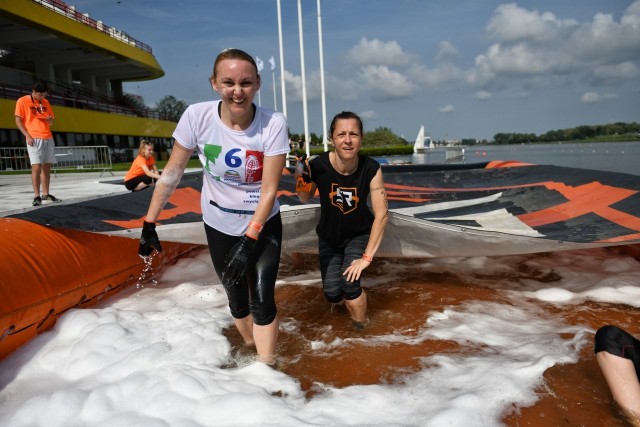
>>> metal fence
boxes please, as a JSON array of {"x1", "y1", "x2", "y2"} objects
[{"x1": 0, "y1": 146, "x2": 113, "y2": 176}]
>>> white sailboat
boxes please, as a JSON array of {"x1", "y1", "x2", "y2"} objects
[{"x1": 414, "y1": 125, "x2": 434, "y2": 153}]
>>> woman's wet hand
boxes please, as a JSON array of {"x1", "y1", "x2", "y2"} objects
[{"x1": 343, "y1": 258, "x2": 370, "y2": 283}]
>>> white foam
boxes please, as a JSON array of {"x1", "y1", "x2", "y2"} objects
[{"x1": 0, "y1": 247, "x2": 638, "y2": 426}]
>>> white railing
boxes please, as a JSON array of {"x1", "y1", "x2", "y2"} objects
[
  {"x1": 445, "y1": 146, "x2": 465, "y2": 162},
  {"x1": 32, "y1": 0, "x2": 152, "y2": 53},
  {"x1": 0, "y1": 146, "x2": 113, "y2": 176}
]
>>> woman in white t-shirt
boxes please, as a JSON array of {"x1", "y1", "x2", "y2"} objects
[{"x1": 138, "y1": 48, "x2": 289, "y2": 366}]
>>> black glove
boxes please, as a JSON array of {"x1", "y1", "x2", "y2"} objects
[
  {"x1": 139, "y1": 221, "x2": 162, "y2": 256},
  {"x1": 221, "y1": 235, "x2": 257, "y2": 288}
]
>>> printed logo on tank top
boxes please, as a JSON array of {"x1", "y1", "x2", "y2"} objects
[
  {"x1": 330, "y1": 183, "x2": 359, "y2": 214},
  {"x1": 245, "y1": 150, "x2": 263, "y2": 183}
]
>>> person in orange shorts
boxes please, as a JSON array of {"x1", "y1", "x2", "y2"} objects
[{"x1": 124, "y1": 140, "x2": 161, "y2": 192}]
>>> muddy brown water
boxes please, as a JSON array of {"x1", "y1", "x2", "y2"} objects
[{"x1": 225, "y1": 249, "x2": 640, "y2": 426}]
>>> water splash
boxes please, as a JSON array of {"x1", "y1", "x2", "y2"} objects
[{"x1": 136, "y1": 254, "x2": 158, "y2": 289}]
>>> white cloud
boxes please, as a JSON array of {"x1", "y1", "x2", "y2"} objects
[
  {"x1": 283, "y1": 1, "x2": 638, "y2": 127},
  {"x1": 323, "y1": 74, "x2": 359, "y2": 101},
  {"x1": 346, "y1": 38, "x2": 416, "y2": 67},
  {"x1": 305, "y1": 70, "x2": 359, "y2": 101},
  {"x1": 580, "y1": 92, "x2": 617, "y2": 103},
  {"x1": 627, "y1": 0, "x2": 640, "y2": 17},
  {"x1": 486, "y1": 3, "x2": 577, "y2": 43},
  {"x1": 358, "y1": 110, "x2": 377, "y2": 120},
  {"x1": 581, "y1": 92, "x2": 599, "y2": 103},
  {"x1": 571, "y1": 1, "x2": 640, "y2": 66},
  {"x1": 475, "y1": 91, "x2": 493, "y2": 101},
  {"x1": 591, "y1": 62, "x2": 640, "y2": 83},
  {"x1": 436, "y1": 41, "x2": 459, "y2": 62},
  {"x1": 483, "y1": 43, "x2": 569, "y2": 75},
  {"x1": 359, "y1": 65, "x2": 417, "y2": 100},
  {"x1": 469, "y1": 1, "x2": 640, "y2": 88},
  {"x1": 408, "y1": 63, "x2": 465, "y2": 89},
  {"x1": 283, "y1": 70, "x2": 304, "y2": 102},
  {"x1": 284, "y1": 69, "x2": 359, "y2": 102}
]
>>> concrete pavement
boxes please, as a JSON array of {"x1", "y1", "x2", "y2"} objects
[
  {"x1": 0, "y1": 168, "x2": 203, "y2": 217},
  {"x1": 0, "y1": 171, "x2": 130, "y2": 217}
]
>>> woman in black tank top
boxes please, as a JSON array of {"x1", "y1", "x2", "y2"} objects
[{"x1": 295, "y1": 111, "x2": 388, "y2": 328}]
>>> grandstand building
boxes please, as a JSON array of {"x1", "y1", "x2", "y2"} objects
[{"x1": 0, "y1": 0, "x2": 175, "y2": 161}]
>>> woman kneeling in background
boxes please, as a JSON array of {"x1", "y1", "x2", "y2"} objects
[{"x1": 124, "y1": 140, "x2": 161, "y2": 192}]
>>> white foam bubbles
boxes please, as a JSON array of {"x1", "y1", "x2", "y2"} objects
[{"x1": 0, "y1": 246, "x2": 638, "y2": 426}]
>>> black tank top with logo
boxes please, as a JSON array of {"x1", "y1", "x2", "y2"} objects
[{"x1": 309, "y1": 151, "x2": 380, "y2": 248}]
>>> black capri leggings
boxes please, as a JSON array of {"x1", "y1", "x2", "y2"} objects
[
  {"x1": 594, "y1": 325, "x2": 640, "y2": 380},
  {"x1": 124, "y1": 175, "x2": 153, "y2": 191},
  {"x1": 318, "y1": 234, "x2": 369, "y2": 303},
  {"x1": 205, "y1": 213, "x2": 282, "y2": 326}
]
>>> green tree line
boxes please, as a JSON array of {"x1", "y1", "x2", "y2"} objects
[
  {"x1": 289, "y1": 127, "x2": 408, "y2": 149},
  {"x1": 493, "y1": 122, "x2": 640, "y2": 145}
]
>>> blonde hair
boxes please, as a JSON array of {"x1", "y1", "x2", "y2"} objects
[{"x1": 137, "y1": 140, "x2": 153, "y2": 157}]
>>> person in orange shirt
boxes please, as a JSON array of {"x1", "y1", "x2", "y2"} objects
[
  {"x1": 124, "y1": 140, "x2": 161, "y2": 191},
  {"x1": 15, "y1": 80, "x2": 60, "y2": 206}
]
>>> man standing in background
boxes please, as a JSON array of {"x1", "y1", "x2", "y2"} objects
[{"x1": 15, "y1": 80, "x2": 61, "y2": 206}]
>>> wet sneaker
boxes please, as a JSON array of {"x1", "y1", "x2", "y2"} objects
[
  {"x1": 32, "y1": 196, "x2": 42, "y2": 206},
  {"x1": 42, "y1": 194, "x2": 61, "y2": 204}
]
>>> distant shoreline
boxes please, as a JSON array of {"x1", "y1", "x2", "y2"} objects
[{"x1": 527, "y1": 136, "x2": 640, "y2": 144}]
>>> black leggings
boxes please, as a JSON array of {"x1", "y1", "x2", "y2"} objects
[
  {"x1": 124, "y1": 175, "x2": 153, "y2": 191},
  {"x1": 205, "y1": 213, "x2": 282, "y2": 326},
  {"x1": 318, "y1": 234, "x2": 369, "y2": 303},
  {"x1": 595, "y1": 325, "x2": 640, "y2": 380}
]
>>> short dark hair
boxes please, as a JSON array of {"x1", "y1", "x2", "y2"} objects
[
  {"x1": 329, "y1": 111, "x2": 364, "y2": 137},
  {"x1": 32, "y1": 80, "x2": 50, "y2": 93}
]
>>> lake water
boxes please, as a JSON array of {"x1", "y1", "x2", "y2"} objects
[{"x1": 386, "y1": 140, "x2": 638, "y2": 176}]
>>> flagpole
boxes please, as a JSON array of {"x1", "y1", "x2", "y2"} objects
[
  {"x1": 255, "y1": 56, "x2": 264, "y2": 107},
  {"x1": 276, "y1": 0, "x2": 287, "y2": 119},
  {"x1": 298, "y1": 0, "x2": 310, "y2": 157},
  {"x1": 268, "y1": 56, "x2": 277, "y2": 111},
  {"x1": 317, "y1": 0, "x2": 328, "y2": 152},
  {"x1": 272, "y1": 67, "x2": 277, "y2": 111}
]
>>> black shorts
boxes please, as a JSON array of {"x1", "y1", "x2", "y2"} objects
[{"x1": 594, "y1": 325, "x2": 640, "y2": 380}]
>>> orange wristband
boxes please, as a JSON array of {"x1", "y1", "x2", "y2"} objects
[
  {"x1": 247, "y1": 221, "x2": 263, "y2": 233},
  {"x1": 362, "y1": 254, "x2": 373, "y2": 262}
]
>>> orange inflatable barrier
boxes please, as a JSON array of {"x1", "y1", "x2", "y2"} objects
[
  {"x1": 485, "y1": 160, "x2": 533, "y2": 168},
  {"x1": 0, "y1": 218, "x2": 202, "y2": 360}
]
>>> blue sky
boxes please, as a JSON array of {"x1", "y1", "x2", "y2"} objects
[{"x1": 72, "y1": 0, "x2": 640, "y2": 142}]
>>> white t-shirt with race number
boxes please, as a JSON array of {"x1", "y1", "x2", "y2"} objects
[{"x1": 173, "y1": 100, "x2": 289, "y2": 235}]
